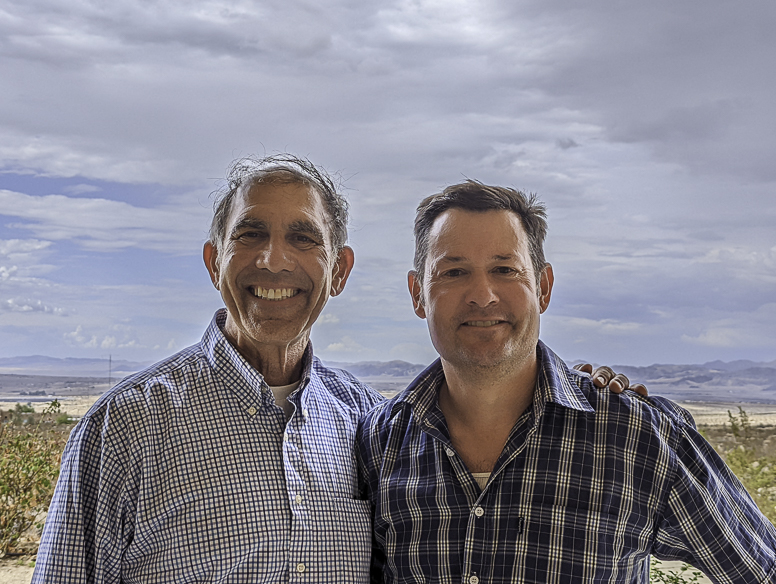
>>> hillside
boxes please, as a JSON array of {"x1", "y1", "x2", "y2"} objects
[{"x1": 1, "y1": 355, "x2": 776, "y2": 404}]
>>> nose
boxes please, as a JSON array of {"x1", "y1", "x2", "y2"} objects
[
  {"x1": 465, "y1": 271, "x2": 498, "y2": 308},
  {"x1": 255, "y1": 236, "x2": 295, "y2": 273}
]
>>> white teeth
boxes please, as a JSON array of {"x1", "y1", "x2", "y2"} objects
[
  {"x1": 253, "y1": 287, "x2": 297, "y2": 301},
  {"x1": 466, "y1": 320, "x2": 500, "y2": 327}
]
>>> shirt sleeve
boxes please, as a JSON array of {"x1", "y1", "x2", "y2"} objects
[
  {"x1": 653, "y1": 415, "x2": 776, "y2": 583},
  {"x1": 31, "y1": 407, "x2": 134, "y2": 584},
  {"x1": 356, "y1": 407, "x2": 390, "y2": 584}
]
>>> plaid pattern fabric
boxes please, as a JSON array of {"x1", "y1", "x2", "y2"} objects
[
  {"x1": 357, "y1": 341, "x2": 776, "y2": 584},
  {"x1": 33, "y1": 310, "x2": 383, "y2": 583}
]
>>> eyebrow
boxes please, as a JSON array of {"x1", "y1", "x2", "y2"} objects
[
  {"x1": 437, "y1": 254, "x2": 516, "y2": 264},
  {"x1": 230, "y1": 218, "x2": 267, "y2": 236},
  {"x1": 288, "y1": 220, "x2": 326, "y2": 242}
]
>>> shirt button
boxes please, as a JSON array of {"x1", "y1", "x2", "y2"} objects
[
  {"x1": 295, "y1": 494, "x2": 302, "y2": 504},
  {"x1": 469, "y1": 576, "x2": 479, "y2": 584},
  {"x1": 445, "y1": 447, "x2": 454, "y2": 457},
  {"x1": 247, "y1": 406, "x2": 257, "y2": 415},
  {"x1": 296, "y1": 563, "x2": 306, "y2": 573},
  {"x1": 302, "y1": 409, "x2": 309, "y2": 418},
  {"x1": 474, "y1": 506, "x2": 484, "y2": 517}
]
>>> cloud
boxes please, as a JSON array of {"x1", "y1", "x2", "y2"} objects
[
  {"x1": 64, "y1": 325, "x2": 98, "y2": 348},
  {"x1": 0, "y1": 266, "x2": 17, "y2": 280},
  {"x1": 0, "y1": 239, "x2": 53, "y2": 275},
  {"x1": 0, "y1": 239, "x2": 52, "y2": 257},
  {"x1": 550, "y1": 316, "x2": 642, "y2": 336},
  {"x1": 63, "y1": 183, "x2": 102, "y2": 194},
  {"x1": 325, "y1": 335, "x2": 366, "y2": 354},
  {"x1": 681, "y1": 327, "x2": 742, "y2": 348},
  {"x1": 317, "y1": 313, "x2": 340, "y2": 324},
  {"x1": 62, "y1": 323, "x2": 149, "y2": 350},
  {"x1": 0, "y1": 189, "x2": 208, "y2": 253},
  {"x1": 529, "y1": 0, "x2": 776, "y2": 182},
  {"x1": 389, "y1": 342, "x2": 436, "y2": 364},
  {"x1": 0, "y1": 0, "x2": 774, "y2": 366},
  {"x1": 1, "y1": 297, "x2": 66, "y2": 315}
]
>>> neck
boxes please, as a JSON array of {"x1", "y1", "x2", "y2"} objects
[
  {"x1": 442, "y1": 354, "x2": 539, "y2": 422},
  {"x1": 222, "y1": 321, "x2": 308, "y2": 386},
  {"x1": 439, "y1": 354, "x2": 538, "y2": 433},
  {"x1": 437, "y1": 355, "x2": 538, "y2": 474}
]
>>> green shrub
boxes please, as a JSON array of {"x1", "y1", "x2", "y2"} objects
[
  {"x1": 650, "y1": 560, "x2": 703, "y2": 583},
  {"x1": 0, "y1": 400, "x2": 68, "y2": 557},
  {"x1": 721, "y1": 407, "x2": 776, "y2": 525},
  {"x1": 55, "y1": 413, "x2": 72, "y2": 425}
]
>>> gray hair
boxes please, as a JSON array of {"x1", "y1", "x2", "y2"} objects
[
  {"x1": 209, "y1": 154, "x2": 349, "y2": 253},
  {"x1": 413, "y1": 180, "x2": 548, "y2": 287}
]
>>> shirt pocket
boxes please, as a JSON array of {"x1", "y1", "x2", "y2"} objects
[{"x1": 518, "y1": 503, "x2": 652, "y2": 578}]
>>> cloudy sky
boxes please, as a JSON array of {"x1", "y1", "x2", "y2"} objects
[{"x1": 1, "y1": 0, "x2": 774, "y2": 368}]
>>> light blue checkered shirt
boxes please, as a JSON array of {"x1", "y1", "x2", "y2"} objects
[{"x1": 33, "y1": 309, "x2": 383, "y2": 583}]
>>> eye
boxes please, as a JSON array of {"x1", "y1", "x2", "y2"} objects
[
  {"x1": 493, "y1": 266, "x2": 516, "y2": 274},
  {"x1": 235, "y1": 231, "x2": 262, "y2": 241},
  {"x1": 291, "y1": 233, "x2": 319, "y2": 247},
  {"x1": 442, "y1": 268, "x2": 465, "y2": 278}
]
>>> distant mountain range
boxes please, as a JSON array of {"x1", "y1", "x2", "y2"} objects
[
  {"x1": 1, "y1": 354, "x2": 775, "y2": 404},
  {"x1": 573, "y1": 359, "x2": 776, "y2": 404},
  {"x1": 325, "y1": 360, "x2": 427, "y2": 378},
  {"x1": 0, "y1": 355, "x2": 149, "y2": 378}
]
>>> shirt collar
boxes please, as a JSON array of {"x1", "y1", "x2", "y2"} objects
[
  {"x1": 534, "y1": 340, "x2": 595, "y2": 415},
  {"x1": 391, "y1": 340, "x2": 594, "y2": 421},
  {"x1": 201, "y1": 309, "x2": 314, "y2": 410}
]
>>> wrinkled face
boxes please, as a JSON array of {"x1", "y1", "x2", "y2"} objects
[
  {"x1": 409, "y1": 209, "x2": 552, "y2": 374},
  {"x1": 204, "y1": 181, "x2": 353, "y2": 356}
]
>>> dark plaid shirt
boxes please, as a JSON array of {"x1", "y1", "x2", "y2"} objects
[{"x1": 357, "y1": 341, "x2": 776, "y2": 583}]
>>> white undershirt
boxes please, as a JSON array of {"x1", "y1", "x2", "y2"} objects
[
  {"x1": 472, "y1": 472, "x2": 490, "y2": 489},
  {"x1": 269, "y1": 381, "x2": 301, "y2": 421}
]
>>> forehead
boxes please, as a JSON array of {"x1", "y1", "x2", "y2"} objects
[
  {"x1": 228, "y1": 180, "x2": 329, "y2": 228},
  {"x1": 426, "y1": 208, "x2": 530, "y2": 259}
]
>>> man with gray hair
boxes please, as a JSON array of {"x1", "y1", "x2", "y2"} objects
[
  {"x1": 34, "y1": 154, "x2": 381, "y2": 583},
  {"x1": 33, "y1": 157, "x2": 634, "y2": 583}
]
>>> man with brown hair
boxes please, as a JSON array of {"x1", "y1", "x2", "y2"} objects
[{"x1": 358, "y1": 180, "x2": 776, "y2": 583}]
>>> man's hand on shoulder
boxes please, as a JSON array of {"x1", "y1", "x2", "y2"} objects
[{"x1": 573, "y1": 363, "x2": 648, "y2": 397}]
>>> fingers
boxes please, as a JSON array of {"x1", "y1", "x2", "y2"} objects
[
  {"x1": 590, "y1": 366, "x2": 614, "y2": 388},
  {"x1": 579, "y1": 364, "x2": 647, "y2": 396},
  {"x1": 573, "y1": 363, "x2": 593, "y2": 375},
  {"x1": 608, "y1": 374, "x2": 630, "y2": 394}
]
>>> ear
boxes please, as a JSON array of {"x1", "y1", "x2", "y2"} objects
[
  {"x1": 407, "y1": 270, "x2": 426, "y2": 319},
  {"x1": 330, "y1": 246, "x2": 355, "y2": 296},
  {"x1": 203, "y1": 241, "x2": 220, "y2": 289},
  {"x1": 538, "y1": 263, "x2": 554, "y2": 313}
]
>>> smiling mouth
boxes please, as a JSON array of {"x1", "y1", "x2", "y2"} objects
[
  {"x1": 251, "y1": 286, "x2": 300, "y2": 301},
  {"x1": 463, "y1": 320, "x2": 503, "y2": 327}
]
